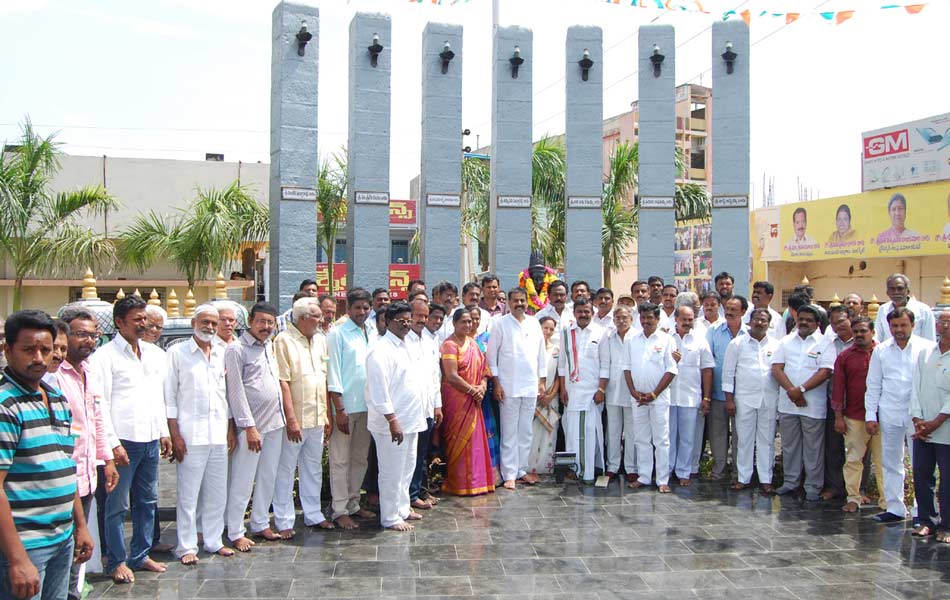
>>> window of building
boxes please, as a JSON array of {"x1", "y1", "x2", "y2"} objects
[
  {"x1": 317, "y1": 239, "x2": 347, "y2": 263},
  {"x1": 391, "y1": 240, "x2": 410, "y2": 264}
]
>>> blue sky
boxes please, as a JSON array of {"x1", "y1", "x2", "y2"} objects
[{"x1": 2, "y1": 0, "x2": 948, "y2": 203}]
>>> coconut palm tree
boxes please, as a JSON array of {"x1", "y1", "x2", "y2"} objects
[
  {"x1": 316, "y1": 151, "x2": 348, "y2": 296},
  {"x1": 601, "y1": 141, "x2": 640, "y2": 287},
  {"x1": 119, "y1": 181, "x2": 268, "y2": 290},
  {"x1": 0, "y1": 119, "x2": 120, "y2": 310},
  {"x1": 460, "y1": 155, "x2": 491, "y2": 271}
]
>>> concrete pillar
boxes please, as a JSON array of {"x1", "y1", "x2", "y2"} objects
[
  {"x1": 419, "y1": 23, "x2": 463, "y2": 286},
  {"x1": 268, "y1": 2, "x2": 319, "y2": 311},
  {"x1": 346, "y1": 13, "x2": 391, "y2": 292},
  {"x1": 711, "y1": 21, "x2": 751, "y2": 296},
  {"x1": 636, "y1": 25, "x2": 675, "y2": 285},
  {"x1": 489, "y1": 26, "x2": 532, "y2": 285},
  {"x1": 564, "y1": 26, "x2": 603, "y2": 288}
]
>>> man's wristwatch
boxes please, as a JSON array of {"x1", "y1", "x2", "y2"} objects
[{"x1": 798, "y1": 385, "x2": 806, "y2": 394}]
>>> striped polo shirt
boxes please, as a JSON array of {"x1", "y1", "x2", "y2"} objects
[{"x1": 0, "y1": 369, "x2": 77, "y2": 550}]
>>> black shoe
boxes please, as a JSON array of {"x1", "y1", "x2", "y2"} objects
[{"x1": 872, "y1": 512, "x2": 905, "y2": 523}]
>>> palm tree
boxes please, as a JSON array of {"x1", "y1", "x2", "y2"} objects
[
  {"x1": 460, "y1": 156, "x2": 491, "y2": 271},
  {"x1": 119, "y1": 181, "x2": 268, "y2": 290},
  {"x1": 601, "y1": 141, "x2": 640, "y2": 287},
  {"x1": 316, "y1": 151, "x2": 348, "y2": 296},
  {"x1": 0, "y1": 119, "x2": 120, "y2": 310}
]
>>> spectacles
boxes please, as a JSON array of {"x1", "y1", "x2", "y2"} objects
[
  {"x1": 69, "y1": 331, "x2": 101, "y2": 341},
  {"x1": 391, "y1": 318, "x2": 412, "y2": 325},
  {"x1": 145, "y1": 323, "x2": 164, "y2": 331}
]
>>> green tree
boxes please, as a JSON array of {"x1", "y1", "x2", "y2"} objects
[
  {"x1": 119, "y1": 181, "x2": 268, "y2": 290},
  {"x1": 316, "y1": 151, "x2": 348, "y2": 296},
  {"x1": 0, "y1": 119, "x2": 120, "y2": 310},
  {"x1": 600, "y1": 142, "x2": 640, "y2": 287},
  {"x1": 460, "y1": 156, "x2": 491, "y2": 271}
]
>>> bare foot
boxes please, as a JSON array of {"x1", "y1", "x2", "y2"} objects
[
  {"x1": 335, "y1": 514, "x2": 360, "y2": 530},
  {"x1": 354, "y1": 508, "x2": 377, "y2": 519},
  {"x1": 387, "y1": 520, "x2": 414, "y2": 532},
  {"x1": 406, "y1": 512, "x2": 423, "y2": 521},
  {"x1": 311, "y1": 520, "x2": 336, "y2": 530},
  {"x1": 503, "y1": 480, "x2": 516, "y2": 490},
  {"x1": 679, "y1": 478, "x2": 691, "y2": 487},
  {"x1": 760, "y1": 484, "x2": 776, "y2": 494},
  {"x1": 215, "y1": 547, "x2": 235, "y2": 557},
  {"x1": 842, "y1": 501, "x2": 859, "y2": 513},
  {"x1": 367, "y1": 493, "x2": 380, "y2": 507},
  {"x1": 151, "y1": 542, "x2": 174, "y2": 554},
  {"x1": 232, "y1": 537, "x2": 255, "y2": 552},
  {"x1": 251, "y1": 528, "x2": 281, "y2": 541},
  {"x1": 411, "y1": 499, "x2": 432, "y2": 510},
  {"x1": 627, "y1": 480, "x2": 645, "y2": 489},
  {"x1": 140, "y1": 557, "x2": 167, "y2": 573},
  {"x1": 426, "y1": 496, "x2": 440, "y2": 506},
  {"x1": 180, "y1": 553, "x2": 199, "y2": 566},
  {"x1": 658, "y1": 485, "x2": 671, "y2": 493},
  {"x1": 278, "y1": 529, "x2": 295, "y2": 539},
  {"x1": 110, "y1": 563, "x2": 135, "y2": 584}
]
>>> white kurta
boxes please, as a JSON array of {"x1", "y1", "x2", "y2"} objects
[
  {"x1": 771, "y1": 331, "x2": 837, "y2": 419},
  {"x1": 668, "y1": 331, "x2": 714, "y2": 480},
  {"x1": 602, "y1": 329, "x2": 636, "y2": 474}
]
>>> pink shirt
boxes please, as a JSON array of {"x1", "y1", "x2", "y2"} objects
[{"x1": 56, "y1": 360, "x2": 114, "y2": 497}]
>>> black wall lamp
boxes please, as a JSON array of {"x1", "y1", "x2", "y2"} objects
[
  {"x1": 509, "y1": 45, "x2": 524, "y2": 79},
  {"x1": 650, "y1": 44, "x2": 664, "y2": 78},
  {"x1": 368, "y1": 33, "x2": 384, "y2": 67},
  {"x1": 578, "y1": 48, "x2": 594, "y2": 82},
  {"x1": 439, "y1": 41, "x2": 455, "y2": 74},
  {"x1": 296, "y1": 21, "x2": 312, "y2": 57},
  {"x1": 721, "y1": 41, "x2": 737, "y2": 74}
]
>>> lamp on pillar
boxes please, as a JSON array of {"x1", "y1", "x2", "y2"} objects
[
  {"x1": 578, "y1": 48, "x2": 594, "y2": 82},
  {"x1": 650, "y1": 44, "x2": 665, "y2": 77},
  {"x1": 296, "y1": 21, "x2": 313, "y2": 57},
  {"x1": 81, "y1": 268, "x2": 98, "y2": 300},
  {"x1": 167, "y1": 289, "x2": 180, "y2": 318},
  {"x1": 368, "y1": 33, "x2": 384, "y2": 67},
  {"x1": 147, "y1": 289, "x2": 161, "y2": 306},
  {"x1": 215, "y1": 272, "x2": 228, "y2": 299},
  {"x1": 439, "y1": 41, "x2": 455, "y2": 74},
  {"x1": 184, "y1": 290, "x2": 196, "y2": 317},
  {"x1": 721, "y1": 40, "x2": 737, "y2": 75},
  {"x1": 509, "y1": 45, "x2": 524, "y2": 79},
  {"x1": 867, "y1": 294, "x2": 881, "y2": 321}
]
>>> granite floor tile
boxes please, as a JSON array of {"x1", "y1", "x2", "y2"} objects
[
  {"x1": 661, "y1": 553, "x2": 750, "y2": 571},
  {"x1": 785, "y1": 582, "x2": 900, "y2": 600},
  {"x1": 693, "y1": 587, "x2": 800, "y2": 600},
  {"x1": 195, "y1": 578, "x2": 292, "y2": 599},
  {"x1": 608, "y1": 539, "x2": 693, "y2": 556},
  {"x1": 333, "y1": 560, "x2": 420, "y2": 578},
  {"x1": 736, "y1": 550, "x2": 825, "y2": 568},
  {"x1": 531, "y1": 541, "x2": 616, "y2": 558},
  {"x1": 639, "y1": 570, "x2": 735, "y2": 591},
  {"x1": 875, "y1": 579, "x2": 950, "y2": 599},
  {"x1": 455, "y1": 542, "x2": 537, "y2": 559},
  {"x1": 467, "y1": 574, "x2": 562, "y2": 595},
  {"x1": 502, "y1": 558, "x2": 591, "y2": 575},
  {"x1": 418, "y1": 559, "x2": 505, "y2": 577},
  {"x1": 554, "y1": 572, "x2": 649, "y2": 593},
  {"x1": 380, "y1": 576, "x2": 473, "y2": 597},
  {"x1": 288, "y1": 577, "x2": 382, "y2": 598},
  {"x1": 807, "y1": 564, "x2": 911, "y2": 584},
  {"x1": 377, "y1": 544, "x2": 457, "y2": 561},
  {"x1": 720, "y1": 566, "x2": 824, "y2": 588},
  {"x1": 682, "y1": 537, "x2": 766, "y2": 554}
]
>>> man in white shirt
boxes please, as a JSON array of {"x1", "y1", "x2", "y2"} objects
[
  {"x1": 558, "y1": 299, "x2": 607, "y2": 483},
  {"x1": 592, "y1": 287, "x2": 615, "y2": 331},
  {"x1": 407, "y1": 299, "x2": 443, "y2": 510},
  {"x1": 724, "y1": 308, "x2": 780, "y2": 492},
  {"x1": 866, "y1": 306, "x2": 936, "y2": 523},
  {"x1": 601, "y1": 305, "x2": 637, "y2": 483},
  {"x1": 658, "y1": 285, "x2": 678, "y2": 334},
  {"x1": 364, "y1": 303, "x2": 428, "y2": 531},
  {"x1": 746, "y1": 281, "x2": 785, "y2": 340},
  {"x1": 91, "y1": 296, "x2": 171, "y2": 582},
  {"x1": 433, "y1": 282, "x2": 459, "y2": 342},
  {"x1": 771, "y1": 305, "x2": 837, "y2": 501},
  {"x1": 214, "y1": 301, "x2": 241, "y2": 346},
  {"x1": 535, "y1": 280, "x2": 572, "y2": 331},
  {"x1": 165, "y1": 304, "x2": 234, "y2": 565},
  {"x1": 273, "y1": 298, "x2": 333, "y2": 537},
  {"x1": 457, "y1": 282, "x2": 492, "y2": 336},
  {"x1": 873, "y1": 273, "x2": 936, "y2": 343},
  {"x1": 669, "y1": 306, "x2": 714, "y2": 487},
  {"x1": 623, "y1": 302, "x2": 678, "y2": 492},
  {"x1": 487, "y1": 287, "x2": 547, "y2": 490}
]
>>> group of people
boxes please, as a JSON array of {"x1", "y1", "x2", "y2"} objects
[{"x1": 2, "y1": 268, "x2": 949, "y2": 600}]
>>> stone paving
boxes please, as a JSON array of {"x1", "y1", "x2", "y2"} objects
[{"x1": 86, "y1": 466, "x2": 950, "y2": 600}]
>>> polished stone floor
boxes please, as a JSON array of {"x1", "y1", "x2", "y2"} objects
[{"x1": 88, "y1": 472, "x2": 950, "y2": 600}]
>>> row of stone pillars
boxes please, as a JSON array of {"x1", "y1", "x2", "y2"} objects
[{"x1": 267, "y1": 3, "x2": 751, "y2": 311}]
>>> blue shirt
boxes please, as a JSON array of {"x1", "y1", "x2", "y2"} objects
[
  {"x1": 706, "y1": 321, "x2": 748, "y2": 402},
  {"x1": 327, "y1": 318, "x2": 377, "y2": 414},
  {"x1": 0, "y1": 369, "x2": 77, "y2": 550}
]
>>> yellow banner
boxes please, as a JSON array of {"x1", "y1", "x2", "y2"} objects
[{"x1": 777, "y1": 181, "x2": 950, "y2": 262}]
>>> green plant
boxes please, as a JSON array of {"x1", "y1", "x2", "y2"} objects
[
  {"x1": 0, "y1": 118, "x2": 120, "y2": 310},
  {"x1": 316, "y1": 150, "x2": 348, "y2": 296}
]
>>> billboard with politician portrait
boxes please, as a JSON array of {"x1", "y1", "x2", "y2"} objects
[{"x1": 777, "y1": 181, "x2": 950, "y2": 262}]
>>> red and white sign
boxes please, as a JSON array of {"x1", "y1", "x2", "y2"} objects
[
  {"x1": 862, "y1": 113, "x2": 950, "y2": 191},
  {"x1": 314, "y1": 263, "x2": 420, "y2": 300}
]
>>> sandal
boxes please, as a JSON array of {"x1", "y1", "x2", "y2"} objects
[
  {"x1": 936, "y1": 530, "x2": 950, "y2": 543},
  {"x1": 731, "y1": 482, "x2": 751, "y2": 491},
  {"x1": 912, "y1": 525, "x2": 934, "y2": 537}
]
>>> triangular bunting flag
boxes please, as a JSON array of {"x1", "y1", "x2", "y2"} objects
[
  {"x1": 740, "y1": 9, "x2": 751, "y2": 25},
  {"x1": 905, "y1": 4, "x2": 926, "y2": 14},
  {"x1": 819, "y1": 11, "x2": 835, "y2": 20},
  {"x1": 785, "y1": 12, "x2": 800, "y2": 24},
  {"x1": 836, "y1": 10, "x2": 855, "y2": 24}
]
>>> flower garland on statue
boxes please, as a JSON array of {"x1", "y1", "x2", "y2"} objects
[{"x1": 518, "y1": 266, "x2": 559, "y2": 312}]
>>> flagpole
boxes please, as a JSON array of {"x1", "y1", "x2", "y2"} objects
[{"x1": 492, "y1": 0, "x2": 499, "y2": 29}]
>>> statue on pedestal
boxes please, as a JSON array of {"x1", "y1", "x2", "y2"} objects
[{"x1": 518, "y1": 250, "x2": 558, "y2": 314}]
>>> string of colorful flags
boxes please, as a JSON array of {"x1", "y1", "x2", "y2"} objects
[{"x1": 407, "y1": 0, "x2": 929, "y2": 26}]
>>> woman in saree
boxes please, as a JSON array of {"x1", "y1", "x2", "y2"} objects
[
  {"x1": 527, "y1": 316, "x2": 561, "y2": 475},
  {"x1": 439, "y1": 308, "x2": 495, "y2": 496},
  {"x1": 468, "y1": 305, "x2": 501, "y2": 482}
]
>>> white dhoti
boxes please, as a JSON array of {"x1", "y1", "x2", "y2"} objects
[
  {"x1": 633, "y1": 402, "x2": 671, "y2": 486},
  {"x1": 734, "y1": 402, "x2": 777, "y2": 485},
  {"x1": 226, "y1": 428, "x2": 283, "y2": 540},
  {"x1": 372, "y1": 431, "x2": 418, "y2": 528},
  {"x1": 274, "y1": 427, "x2": 328, "y2": 531},
  {"x1": 668, "y1": 406, "x2": 699, "y2": 480},
  {"x1": 562, "y1": 407, "x2": 605, "y2": 482},
  {"x1": 690, "y1": 412, "x2": 705, "y2": 474},
  {"x1": 175, "y1": 444, "x2": 228, "y2": 557},
  {"x1": 881, "y1": 420, "x2": 916, "y2": 518},
  {"x1": 606, "y1": 403, "x2": 637, "y2": 475},
  {"x1": 500, "y1": 396, "x2": 535, "y2": 482}
]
